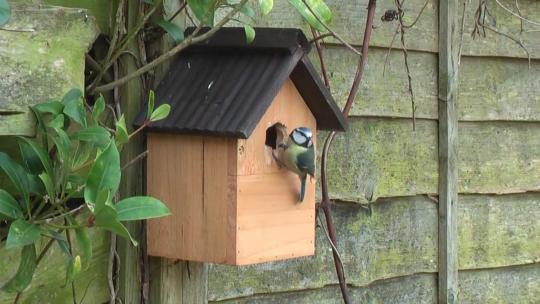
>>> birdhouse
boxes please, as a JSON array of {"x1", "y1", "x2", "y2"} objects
[{"x1": 135, "y1": 28, "x2": 346, "y2": 265}]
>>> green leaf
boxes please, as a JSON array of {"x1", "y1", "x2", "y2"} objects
[
  {"x1": 92, "y1": 95, "x2": 105, "y2": 124},
  {"x1": 67, "y1": 215, "x2": 92, "y2": 269},
  {"x1": 288, "y1": 0, "x2": 332, "y2": 32},
  {"x1": 51, "y1": 128, "x2": 71, "y2": 160},
  {"x1": 48, "y1": 231, "x2": 70, "y2": 257},
  {"x1": 239, "y1": 3, "x2": 256, "y2": 19},
  {"x1": 62, "y1": 88, "x2": 87, "y2": 127},
  {"x1": 1, "y1": 245, "x2": 37, "y2": 293},
  {"x1": 73, "y1": 126, "x2": 111, "y2": 149},
  {"x1": 0, "y1": 189, "x2": 23, "y2": 219},
  {"x1": 187, "y1": 0, "x2": 216, "y2": 26},
  {"x1": 0, "y1": 152, "x2": 31, "y2": 207},
  {"x1": 17, "y1": 137, "x2": 53, "y2": 177},
  {"x1": 259, "y1": 0, "x2": 273, "y2": 16},
  {"x1": 147, "y1": 91, "x2": 155, "y2": 120},
  {"x1": 47, "y1": 114, "x2": 65, "y2": 130},
  {"x1": 84, "y1": 141, "x2": 120, "y2": 209},
  {"x1": 65, "y1": 255, "x2": 82, "y2": 286},
  {"x1": 72, "y1": 141, "x2": 93, "y2": 169},
  {"x1": 0, "y1": 0, "x2": 10, "y2": 26},
  {"x1": 6, "y1": 220, "x2": 42, "y2": 249},
  {"x1": 95, "y1": 204, "x2": 137, "y2": 246},
  {"x1": 155, "y1": 19, "x2": 184, "y2": 44},
  {"x1": 243, "y1": 24, "x2": 256, "y2": 44},
  {"x1": 143, "y1": 0, "x2": 153, "y2": 4},
  {"x1": 150, "y1": 104, "x2": 171, "y2": 122},
  {"x1": 33, "y1": 100, "x2": 64, "y2": 115},
  {"x1": 115, "y1": 115, "x2": 129, "y2": 145},
  {"x1": 39, "y1": 173, "x2": 55, "y2": 203},
  {"x1": 116, "y1": 196, "x2": 171, "y2": 221}
]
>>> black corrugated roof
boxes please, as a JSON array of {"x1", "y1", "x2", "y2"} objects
[{"x1": 135, "y1": 27, "x2": 346, "y2": 138}]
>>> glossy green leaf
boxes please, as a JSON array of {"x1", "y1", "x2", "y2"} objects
[
  {"x1": 0, "y1": 189, "x2": 23, "y2": 219},
  {"x1": 0, "y1": 152, "x2": 30, "y2": 207},
  {"x1": 30, "y1": 107, "x2": 49, "y2": 147},
  {"x1": 18, "y1": 140, "x2": 43, "y2": 175},
  {"x1": 18, "y1": 137, "x2": 53, "y2": 177},
  {"x1": 150, "y1": 104, "x2": 171, "y2": 122},
  {"x1": 6, "y1": 220, "x2": 42, "y2": 249},
  {"x1": 116, "y1": 196, "x2": 171, "y2": 221},
  {"x1": 33, "y1": 100, "x2": 63, "y2": 115},
  {"x1": 115, "y1": 115, "x2": 129, "y2": 145},
  {"x1": 1, "y1": 245, "x2": 37, "y2": 293},
  {"x1": 62, "y1": 88, "x2": 87, "y2": 127},
  {"x1": 73, "y1": 126, "x2": 111, "y2": 149},
  {"x1": 84, "y1": 141, "x2": 120, "y2": 209},
  {"x1": 259, "y1": 0, "x2": 273, "y2": 16},
  {"x1": 155, "y1": 19, "x2": 184, "y2": 44},
  {"x1": 288, "y1": 0, "x2": 332, "y2": 32},
  {"x1": 243, "y1": 24, "x2": 256, "y2": 44},
  {"x1": 0, "y1": 0, "x2": 10, "y2": 26},
  {"x1": 92, "y1": 95, "x2": 105, "y2": 124},
  {"x1": 67, "y1": 215, "x2": 92, "y2": 269},
  {"x1": 187, "y1": 0, "x2": 216, "y2": 26},
  {"x1": 72, "y1": 141, "x2": 92, "y2": 169},
  {"x1": 147, "y1": 90, "x2": 155, "y2": 120},
  {"x1": 95, "y1": 204, "x2": 137, "y2": 246},
  {"x1": 48, "y1": 231, "x2": 70, "y2": 257}
]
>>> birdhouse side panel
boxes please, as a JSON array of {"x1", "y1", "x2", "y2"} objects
[
  {"x1": 146, "y1": 133, "x2": 237, "y2": 264},
  {"x1": 235, "y1": 78, "x2": 317, "y2": 264}
]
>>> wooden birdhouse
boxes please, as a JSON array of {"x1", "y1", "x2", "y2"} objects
[{"x1": 135, "y1": 28, "x2": 346, "y2": 265}]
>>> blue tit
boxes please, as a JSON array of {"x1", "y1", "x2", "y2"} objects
[{"x1": 280, "y1": 127, "x2": 315, "y2": 202}]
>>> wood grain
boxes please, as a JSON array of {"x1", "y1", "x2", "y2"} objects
[{"x1": 438, "y1": 0, "x2": 460, "y2": 302}]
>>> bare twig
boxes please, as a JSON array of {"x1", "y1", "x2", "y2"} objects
[
  {"x1": 121, "y1": 151, "x2": 148, "y2": 171},
  {"x1": 94, "y1": 0, "x2": 249, "y2": 93},
  {"x1": 108, "y1": 233, "x2": 117, "y2": 304},
  {"x1": 301, "y1": 0, "x2": 362, "y2": 55},
  {"x1": 494, "y1": 0, "x2": 540, "y2": 27},
  {"x1": 308, "y1": 32, "x2": 333, "y2": 44},
  {"x1": 514, "y1": 0, "x2": 524, "y2": 33},
  {"x1": 395, "y1": 0, "x2": 416, "y2": 129},
  {"x1": 403, "y1": 0, "x2": 430, "y2": 29},
  {"x1": 310, "y1": 27, "x2": 331, "y2": 89},
  {"x1": 317, "y1": 1, "x2": 377, "y2": 303},
  {"x1": 383, "y1": 27, "x2": 400, "y2": 76},
  {"x1": 457, "y1": 0, "x2": 469, "y2": 67}
]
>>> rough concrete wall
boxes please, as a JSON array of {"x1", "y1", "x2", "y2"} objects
[
  {"x1": 0, "y1": 4, "x2": 109, "y2": 303},
  {"x1": 208, "y1": 0, "x2": 540, "y2": 302}
]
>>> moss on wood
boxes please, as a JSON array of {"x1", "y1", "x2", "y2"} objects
[
  {"x1": 0, "y1": 4, "x2": 97, "y2": 136},
  {"x1": 208, "y1": 193, "x2": 540, "y2": 301}
]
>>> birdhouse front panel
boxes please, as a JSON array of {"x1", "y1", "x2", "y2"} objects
[{"x1": 235, "y1": 78, "x2": 316, "y2": 265}]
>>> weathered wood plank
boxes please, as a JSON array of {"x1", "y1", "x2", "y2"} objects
[
  {"x1": 459, "y1": 263, "x2": 540, "y2": 304},
  {"x1": 324, "y1": 118, "x2": 540, "y2": 202},
  {"x1": 0, "y1": 4, "x2": 97, "y2": 136},
  {"x1": 438, "y1": 0, "x2": 459, "y2": 301},
  {"x1": 322, "y1": 118, "x2": 438, "y2": 203},
  {"x1": 0, "y1": 229, "x2": 109, "y2": 303},
  {"x1": 254, "y1": 0, "x2": 540, "y2": 58},
  {"x1": 212, "y1": 274, "x2": 437, "y2": 304},
  {"x1": 207, "y1": 193, "x2": 540, "y2": 301},
  {"x1": 41, "y1": 0, "x2": 116, "y2": 34},
  {"x1": 253, "y1": 0, "x2": 438, "y2": 52},
  {"x1": 315, "y1": 47, "x2": 540, "y2": 121},
  {"x1": 210, "y1": 263, "x2": 540, "y2": 303},
  {"x1": 116, "y1": 2, "x2": 144, "y2": 303},
  {"x1": 459, "y1": 194, "x2": 540, "y2": 269}
]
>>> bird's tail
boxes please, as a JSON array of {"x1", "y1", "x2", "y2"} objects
[{"x1": 299, "y1": 175, "x2": 307, "y2": 202}]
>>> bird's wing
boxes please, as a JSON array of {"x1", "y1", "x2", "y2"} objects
[{"x1": 296, "y1": 147, "x2": 315, "y2": 176}]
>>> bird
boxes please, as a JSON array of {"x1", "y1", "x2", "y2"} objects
[{"x1": 278, "y1": 127, "x2": 315, "y2": 202}]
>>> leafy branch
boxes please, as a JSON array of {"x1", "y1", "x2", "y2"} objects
[{"x1": 0, "y1": 89, "x2": 171, "y2": 303}]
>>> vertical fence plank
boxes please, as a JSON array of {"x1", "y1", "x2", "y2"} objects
[
  {"x1": 438, "y1": 0, "x2": 459, "y2": 303},
  {"x1": 117, "y1": 1, "x2": 144, "y2": 303}
]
